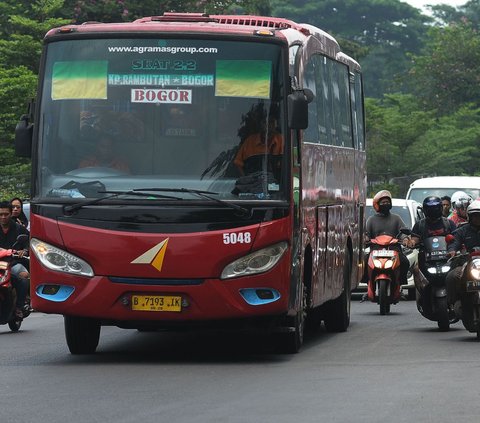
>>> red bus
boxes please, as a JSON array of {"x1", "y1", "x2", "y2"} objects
[{"x1": 15, "y1": 13, "x2": 366, "y2": 354}]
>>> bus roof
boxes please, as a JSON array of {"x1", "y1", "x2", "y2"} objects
[{"x1": 44, "y1": 12, "x2": 358, "y2": 67}]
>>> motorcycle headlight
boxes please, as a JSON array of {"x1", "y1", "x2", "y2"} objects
[
  {"x1": 469, "y1": 258, "x2": 480, "y2": 281},
  {"x1": 427, "y1": 267, "x2": 437, "y2": 274},
  {"x1": 221, "y1": 242, "x2": 287, "y2": 280},
  {"x1": 441, "y1": 265, "x2": 451, "y2": 273},
  {"x1": 384, "y1": 259, "x2": 395, "y2": 269},
  {"x1": 30, "y1": 238, "x2": 94, "y2": 277}
]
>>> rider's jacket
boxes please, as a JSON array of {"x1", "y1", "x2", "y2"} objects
[
  {"x1": 447, "y1": 224, "x2": 480, "y2": 254},
  {"x1": 412, "y1": 217, "x2": 456, "y2": 240}
]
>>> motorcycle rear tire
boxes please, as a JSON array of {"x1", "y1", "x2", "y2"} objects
[{"x1": 379, "y1": 279, "x2": 390, "y2": 315}]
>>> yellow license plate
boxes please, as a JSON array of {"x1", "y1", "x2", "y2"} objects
[{"x1": 131, "y1": 295, "x2": 182, "y2": 312}]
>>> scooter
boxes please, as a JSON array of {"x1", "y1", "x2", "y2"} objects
[
  {"x1": 366, "y1": 233, "x2": 405, "y2": 315},
  {"x1": 0, "y1": 241, "x2": 30, "y2": 332},
  {"x1": 450, "y1": 247, "x2": 480, "y2": 339},
  {"x1": 414, "y1": 235, "x2": 455, "y2": 331}
]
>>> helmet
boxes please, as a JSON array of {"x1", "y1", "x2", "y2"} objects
[
  {"x1": 451, "y1": 191, "x2": 472, "y2": 210},
  {"x1": 422, "y1": 196, "x2": 442, "y2": 220},
  {"x1": 467, "y1": 200, "x2": 480, "y2": 219},
  {"x1": 372, "y1": 190, "x2": 392, "y2": 212}
]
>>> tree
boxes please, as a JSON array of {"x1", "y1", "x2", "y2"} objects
[
  {"x1": 365, "y1": 94, "x2": 434, "y2": 184},
  {"x1": 0, "y1": 1, "x2": 70, "y2": 199},
  {"x1": 405, "y1": 105, "x2": 480, "y2": 176},
  {"x1": 0, "y1": 1, "x2": 70, "y2": 73},
  {"x1": 407, "y1": 22, "x2": 480, "y2": 114},
  {"x1": 61, "y1": 0, "x2": 272, "y2": 23}
]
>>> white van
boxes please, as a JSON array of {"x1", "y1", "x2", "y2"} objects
[{"x1": 406, "y1": 176, "x2": 480, "y2": 203}]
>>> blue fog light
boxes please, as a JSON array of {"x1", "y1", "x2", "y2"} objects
[
  {"x1": 36, "y1": 285, "x2": 75, "y2": 302},
  {"x1": 239, "y1": 288, "x2": 281, "y2": 305}
]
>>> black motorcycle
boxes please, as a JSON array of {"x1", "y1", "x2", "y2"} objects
[
  {"x1": 450, "y1": 247, "x2": 480, "y2": 339},
  {"x1": 415, "y1": 235, "x2": 455, "y2": 331}
]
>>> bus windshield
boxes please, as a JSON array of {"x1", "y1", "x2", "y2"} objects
[{"x1": 36, "y1": 38, "x2": 287, "y2": 202}]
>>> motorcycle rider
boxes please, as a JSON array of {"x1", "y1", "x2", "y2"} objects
[
  {"x1": 449, "y1": 191, "x2": 473, "y2": 226},
  {"x1": 0, "y1": 200, "x2": 29, "y2": 319},
  {"x1": 441, "y1": 195, "x2": 451, "y2": 218},
  {"x1": 407, "y1": 196, "x2": 456, "y2": 295},
  {"x1": 409, "y1": 196, "x2": 457, "y2": 248},
  {"x1": 363, "y1": 190, "x2": 411, "y2": 300},
  {"x1": 445, "y1": 200, "x2": 480, "y2": 311}
]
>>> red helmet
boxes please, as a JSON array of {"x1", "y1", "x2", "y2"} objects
[{"x1": 372, "y1": 190, "x2": 392, "y2": 212}]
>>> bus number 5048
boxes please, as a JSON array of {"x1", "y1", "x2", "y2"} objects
[{"x1": 223, "y1": 232, "x2": 252, "y2": 245}]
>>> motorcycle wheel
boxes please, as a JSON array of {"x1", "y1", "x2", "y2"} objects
[
  {"x1": 8, "y1": 319, "x2": 22, "y2": 332},
  {"x1": 436, "y1": 297, "x2": 450, "y2": 332},
  {"x1": 379, "y1": 279, "x2": 390, "y2": 315}
]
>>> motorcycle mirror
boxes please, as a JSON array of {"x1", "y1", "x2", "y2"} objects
[{"x1": 12, "y1": 234, "x2": 29, "y2": 249}]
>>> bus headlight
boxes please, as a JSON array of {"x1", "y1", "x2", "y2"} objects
[
  {"x1": 30, "y1": 238, "x2": 94, "y2": 277},
  {"x1": 221, "y1": 242, "x2": 287, "y2": 280}
]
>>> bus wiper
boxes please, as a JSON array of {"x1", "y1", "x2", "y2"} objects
[
  {"x1": 63, "y1": 190, "x2": 182, "y2": 214},
  {"x1": 133, "y1": 187, "x2": 250, "y2": 217}
]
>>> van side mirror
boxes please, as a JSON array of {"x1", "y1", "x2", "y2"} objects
[
  {"x1": 15, "y1": 114, "x2": 33, "y2": 158},
  {"x1": 288, "y1": 88, "x2": 314, "y2": 130}
]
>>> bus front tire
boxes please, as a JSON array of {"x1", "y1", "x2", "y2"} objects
[
  {"x1": 64, "y1": 315, "x2": 101, "y2": 355},
  {"x1": 276, "y1": 283, "x2": 306, "y2": 354}
]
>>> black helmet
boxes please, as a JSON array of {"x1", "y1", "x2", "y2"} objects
[{"x1": 423, "y1": 196, "x2": 442, "y2": 220}]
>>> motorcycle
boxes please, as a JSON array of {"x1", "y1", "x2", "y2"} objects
[
  {"x1": 0, "y1": 236, "x2": 31, "y2": 332},
  {"x1": 414, "y1": 235, "x2": 455, "y2": 331},
  {"x1": 366, "y1": 230, "x2": 409, "y2": 315},
  {"x1": 449, "y1": 247, "x2": 480, "y2": 339}
]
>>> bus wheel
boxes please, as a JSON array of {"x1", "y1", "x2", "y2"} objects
[
  {"x1": 276, "y1": 284, "x2": 306, "y2": 354},
  {"x1": 64, "y1": 315, "x2": 101, "y2": 354},
  {"x1": 324, "y1": 249, "x2": 351, "y2": 332}
]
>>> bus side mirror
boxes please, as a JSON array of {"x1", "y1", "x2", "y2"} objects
[
  {"x1": 288, "y1": 88, "x2": 314, "y2": 130},
  {"x1": 15, "y1": 114, "x2": 33, "y2": 158}
]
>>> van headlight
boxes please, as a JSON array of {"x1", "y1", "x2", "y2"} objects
[
  {"x1": 30, "y1": 238, "x2": 94, "y2": 277},
  {"x1": 221, "y1": 242, "x2": 287, "y2": 280}
]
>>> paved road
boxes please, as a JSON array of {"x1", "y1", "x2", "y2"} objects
[{"x1": 2, "y1": 299, "x2": 478, "y2": 423}]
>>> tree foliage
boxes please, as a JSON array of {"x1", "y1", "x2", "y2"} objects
[{"x1": 407, "y1": 22, "x2": 480, "y2": 115}]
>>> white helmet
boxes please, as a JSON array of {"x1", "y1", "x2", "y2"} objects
[
  {"x1": 451, "y1": 191, "x2": 472, "y2": 210},
  {"x1": 467, "y1": 200, "x2": 480, "y2": 218}
]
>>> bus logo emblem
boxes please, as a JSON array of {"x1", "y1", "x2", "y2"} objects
[{"x1": 131, "y1": 239, "x2": 169, "y2": 272}]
